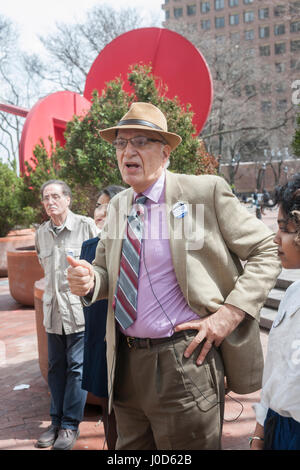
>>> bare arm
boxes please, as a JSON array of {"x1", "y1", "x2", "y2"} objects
[{"x1": 249, "y1": 422, "x2": 264, "y2": 450}]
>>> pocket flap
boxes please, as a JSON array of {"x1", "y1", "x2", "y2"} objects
[{"x1": 66, "y1": 291, "x2": 82, "y2": 305}]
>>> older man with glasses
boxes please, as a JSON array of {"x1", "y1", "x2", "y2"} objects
[
  {"x1": 67, "y1": 102, "x2": 281, "y2": 450},
  {"x1": 35, "y1": 180, "x2": 98, "y2": 450}
]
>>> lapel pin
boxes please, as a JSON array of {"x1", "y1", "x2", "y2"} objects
[{"x1": 172, "y1": 201, "x2": 188, "y2": 219}]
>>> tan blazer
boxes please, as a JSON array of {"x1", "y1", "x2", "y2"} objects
[{"x1": 90, "y1": 171, "x2": 281, "y2": 409}]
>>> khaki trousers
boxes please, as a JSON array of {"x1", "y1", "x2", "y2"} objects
[{"x1": 113, "y1": 330, "x2": 225, "y2": 450}]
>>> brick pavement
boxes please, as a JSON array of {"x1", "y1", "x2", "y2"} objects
[
  {"x1": 0, "y1": 208, "x2": 276, "y2": 451},
  {"x1": 0, "y1": 277, "x2": 269, "y2": 451}
]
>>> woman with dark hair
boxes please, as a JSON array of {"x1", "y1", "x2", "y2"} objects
[
  {"x1": 80, "y1": 185, "x2": 125, "y2": 449},
  {"x1": 250, "y1": 173, "x2": 300, "y2": 450}
]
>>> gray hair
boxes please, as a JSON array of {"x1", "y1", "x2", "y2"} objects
[{"x1": 41, "y1": 180, "x2": 72, "y2": 205}]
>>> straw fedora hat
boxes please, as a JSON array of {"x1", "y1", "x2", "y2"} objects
[{"x1": 99, "y1": 102, "x2": 182, "y2": 150}]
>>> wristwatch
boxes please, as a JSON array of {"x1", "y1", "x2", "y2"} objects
[{"x1": 249, "y1": 436, "x2": 264, "y2": 448}]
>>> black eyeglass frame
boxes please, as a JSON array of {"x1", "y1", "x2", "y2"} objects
[{"x1": 111, "y1": 136, "x2": 166, "y2": 150}]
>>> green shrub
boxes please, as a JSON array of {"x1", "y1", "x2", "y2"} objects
[
  {"x1": 0, "y1": 161, "x2": 35, "y2": 237},
  {"x1": 23, "y1": 63, "x2": 217, "y2": 221}
]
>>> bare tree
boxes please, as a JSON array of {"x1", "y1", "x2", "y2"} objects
[
  {"x1": 0, "y1": 17, "x2": 23, "y2": 169},
  {"x1": 165, "y1": 18, "x2": 297, "y2": 189},
  {"x1": 0, "y1": 15, "x2": 48, "y2": 171},
  {"x1": 31, "y1": 4, "x2": 158, "y2": 94}
]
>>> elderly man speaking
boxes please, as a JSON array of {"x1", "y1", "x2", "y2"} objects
[{"x1": 67, "y1": 102, "x2": 280, "y2": 450}]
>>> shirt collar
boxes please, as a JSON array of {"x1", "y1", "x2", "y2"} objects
[
  {"x1": 134, "y1": 170, "x2": 165, "y2": 204},
  {"x1": 49, "y1": 209, "x2": 74, "y2": 233}
]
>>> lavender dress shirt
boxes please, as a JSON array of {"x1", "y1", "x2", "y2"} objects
[{"x1": 121, "y1": 171, "x2": 199, "y2": 339}]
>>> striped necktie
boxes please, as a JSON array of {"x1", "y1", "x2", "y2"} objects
[{"x1": 113, "y1": 195, "x2": 147, "y2": 329}]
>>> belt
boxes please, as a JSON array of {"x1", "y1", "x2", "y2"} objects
[{"x1": 121, "y1": 329, "x2": 196, "y2": 350}]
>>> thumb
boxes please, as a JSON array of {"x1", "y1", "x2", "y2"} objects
[{"x1": 67, "y1": 255, "x2": 86, "y2": 268}]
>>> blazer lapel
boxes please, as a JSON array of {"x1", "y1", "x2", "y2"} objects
[{"x1": 165, "y1": 171, "x2": 188, "y2": 299}]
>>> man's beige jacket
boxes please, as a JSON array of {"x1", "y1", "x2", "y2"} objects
[{"x1": 88, "y1": 171, "x2": 281, "y2": 409}]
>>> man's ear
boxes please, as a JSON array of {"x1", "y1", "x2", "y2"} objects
[{"x1": 162, "y1": 144, "x2": 171, "y2": 164}]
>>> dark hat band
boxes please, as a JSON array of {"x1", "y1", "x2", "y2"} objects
[{"x1": 117, "y1": 119, "x2": 164, "y2": 131}]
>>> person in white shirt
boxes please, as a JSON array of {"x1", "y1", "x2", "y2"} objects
[{"x1": 250, "y1": 173, "x2": 300, "y2": 450}]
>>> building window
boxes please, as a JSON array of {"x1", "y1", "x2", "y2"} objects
[
  {"x1": 215, "y1": 0, "x2": 224, "y2": 9},
  {"x1": 260, "y1": 83, "x2": 272, "y2": 94},
  {"x1": 258, "y1": 8, "x2": 269, "y2": 19},
  {"x1": 290, "y1": 21, "x2": 300, "y2": 33},
  {"x1": 216, "y1": 35, "x2": 226, "y2": 43},
  {"x1": 215, "y1": 16, "x2": 225, "y2": 28},
  {"x1": 244, "y1": 11, "x2": 254, "y2": 23},
  {"x1": 277, "y1": 99, "x2": 287, "y2": 111},
  {"x1": 201, "y1": 19, "x2": 211, "y2": 30},
  {"x1": 245, "y1": 29, "x2": 254, "y2": 40},
  {"x1": 261, "y1": 101, "x2": 272, "y2": 113},
  {"x1": 291, "y1": 40, "x2": 300, "y2": 52},
  {"x1": 275, "y1": 83, "x2": 286, "y2": 93},
  {"x1": 165, "y1": 10, "x2": 170, "y2": 19},
  {"x1": 245, "y1": 85, "x2": 256, "y2": 97},
  {"x1": 201, "y1": 1, "x2": 210, "y2": 13},
  {"x1": 275, "y1": 62, "x2": 285, "y2": 73},
  {"x1": 243, "y1": 0, "x2": 253, "y2": 4},
  {"x1": 259, "y1": 26, "x2": 269, "y2": 39},
  {"x1": 274, "y1": 24, "x2": 285, "y2": 35},
  {"x1": 291, "y1": 58, "x2": 300, "y2": 71},
  {"x1": 274, "y1": 5, "x2": 285, "y2": 17},
  {"x1": 259, "y1": 45, "x2": 271, "y2": 56},
  {"x1": 174, "y1": 7, "x2": 183, "y2": 18},
  {"x1": 275, "y1": 43, "x2": 286, "y2": 54},
  {"x1": 187, "y1": 4, "x2": 197, "y2": 15},
  {"x1": 229, "y1": 14, "x2": 239, "y2": 25},
  {"x1": 290, "y1": 2, "x2": 300, "y2": 16},
  {"x1": 229, "y1": 0, "x2": 238, "y2": 6},
  {"x1": 230, "y1": 31, "x2": 240, "y2": 42},
  {"x1": 246, "y1": 48, "x2": 255, "y2": 56}
]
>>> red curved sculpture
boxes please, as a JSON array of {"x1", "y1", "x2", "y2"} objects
[
  {"x1": 19, "y1": 91, "x2": 91, "y2": 174},
  {"x1": 84, "y1": 27, "x2": 213, "y2": 136},
  {"x1": 18, "y1": 28, "x2": 213, "y2": 173}
]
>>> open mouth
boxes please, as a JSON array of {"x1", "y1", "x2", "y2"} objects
[{"x1": 125, "y1": 163, "x2": 140, "y2": 169}]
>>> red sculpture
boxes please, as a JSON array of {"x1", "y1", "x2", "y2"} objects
[
  {"x1": 19, "y1": 91, "x2": 91, "y2": 174},
  {"x1": 84, "y1": 28, "x2": 212, "y2": 136},
  {"x1": 1, "y1": 28, "x2": 213, "y2": 174}
]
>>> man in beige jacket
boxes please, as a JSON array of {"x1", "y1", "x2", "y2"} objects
[
  {"x1": 67, "y1": 102, "x2": 281, "y2": 450},
  {"x1": 35, "y1": 180, "x2": 98, "y2": 450}
]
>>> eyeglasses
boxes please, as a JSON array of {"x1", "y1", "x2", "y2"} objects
[
  {"x1": 112, "y1": 136, "x2": 166, "y2": 150},
  {"x1": 95, "y1": 203, "x2": 109, "y2": 209},
  {"x1": 42, "y1": 193, "x2": 63, "y2": 203}
]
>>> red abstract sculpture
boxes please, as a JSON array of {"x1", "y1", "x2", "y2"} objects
[
  {"x1": 19, "y1": 91, "x2": 91, "y2": 174},
  {"x1": 84, "y1": 28, "x2": 212, "y2": 136},
  {"x1": 2, "y1": 27, "x2": 213, "y2": 173}
]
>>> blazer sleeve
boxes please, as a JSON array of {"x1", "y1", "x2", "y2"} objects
[{"x1": 213, "y1": 177, "x2": 281, "y2": 318}]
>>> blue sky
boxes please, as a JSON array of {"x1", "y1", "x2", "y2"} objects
[{"x1": 0, "y1": 0, "x2": 164, "y2": 53}]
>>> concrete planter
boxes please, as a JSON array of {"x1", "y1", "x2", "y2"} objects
[
  {"x1": 33, "y1": 278, "x2": 101, "y2": 406},
  {"x1": 7, "y1": 246, "x2": 44, "y2": 306},
  {"x1": 0, "y1": 229, "x2": 36, "y2": 277}
]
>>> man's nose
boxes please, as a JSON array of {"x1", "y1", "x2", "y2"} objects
[
  {"x1": 274, "y1": 230, "x2": 281, "y2": 245},
  {"x1": 124, "y1": 140, "x2": 137, "y2": 154}
]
